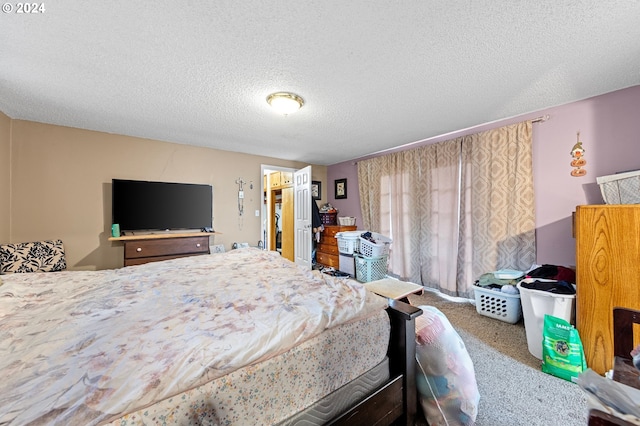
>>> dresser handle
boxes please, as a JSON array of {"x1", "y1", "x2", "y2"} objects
[
  {"x1": 136, "y1": 247, "x2": 142, "y2": 252},
  {"x1": 196, "y1": 243, "x2": 201, "y2": 248}
]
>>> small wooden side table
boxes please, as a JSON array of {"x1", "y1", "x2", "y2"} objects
[{"x1": 364, "y1": 278, "x2": 423, "y2": 303}]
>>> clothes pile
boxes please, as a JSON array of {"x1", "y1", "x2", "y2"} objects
[
  {"x1": 473, "y1": 264, "x2": 577, "y2": 296},
  {"x1": 519, "y1": 264, "x2": 576, "y2": 295},
  {"x1": 473, "y1": 268, "x2": 524, "y2": 295}
]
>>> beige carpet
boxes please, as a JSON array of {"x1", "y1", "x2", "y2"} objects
[{"x1": 407, "y1": 288, "x2": 588, "y2": 426}]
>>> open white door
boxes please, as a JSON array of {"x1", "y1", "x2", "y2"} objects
[{"x1": 294, "y1": 166, "x2": 312, "y2": 268}]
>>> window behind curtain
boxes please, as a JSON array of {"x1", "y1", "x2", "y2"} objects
[{"x1": 358, "y1": 121, "x2": 535, "y2": 298}]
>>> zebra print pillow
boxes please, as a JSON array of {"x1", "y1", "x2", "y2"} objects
[{"x1": 0, "y1": 239, "x2": 67, "y2": 274}]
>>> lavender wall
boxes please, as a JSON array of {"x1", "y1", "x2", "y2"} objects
[
  {"x1": 326, "y1": 163, "x2": 362, "y2": 225},
  {"x1": 328, "y1": 85, "x2": 640, "y2": 267}
]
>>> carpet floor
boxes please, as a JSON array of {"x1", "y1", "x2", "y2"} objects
[{"x1": 407, "y1": 289, "x2": 588, "y2": 426}]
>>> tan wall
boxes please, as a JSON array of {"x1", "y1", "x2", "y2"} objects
[
  {"x1": 0, "y1": 112, "x2": 10, "y2": 242},
  {"x1": 6, "y1": 118, "x2": 326, "y2": 270}
]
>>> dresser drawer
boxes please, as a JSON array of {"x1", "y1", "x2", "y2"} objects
[
  {"x1": 316, "y1": 252, "x2": 339, "y2": 268},
  {"x1": 124, "y1": 236, "x2": 209, "y2": 259},
  {"x1": 319, "y1": 235, "x2": 338, "y2": 246},
  {"x1": 316, "y1": 225, "x2": 358, "y2": 268},
  {"x1": 317, "y1": 243, "x2": 339, "y2": 256},
  {"x1": 323, "y1": 227, "x2": 341, "y2": 238},
  {"x1": 322, "y1": 225, "x2": 358, "y2": 240},
  {"x1": 323, "y1": 225, "x2": 357, "y2": 238}
]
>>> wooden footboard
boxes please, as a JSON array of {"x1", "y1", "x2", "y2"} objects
[{"x1": 328, "y1": 300, "x2": 422, "y2": 426}]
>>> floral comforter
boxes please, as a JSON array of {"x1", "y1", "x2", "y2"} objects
[{"x1": 0, "y1": 248, "x2": 386, "y2": 425}]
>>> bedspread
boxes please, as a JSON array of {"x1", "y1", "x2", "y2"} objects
[{"x1": 0, "y1": 248, "x2": 386, "y2": 425}]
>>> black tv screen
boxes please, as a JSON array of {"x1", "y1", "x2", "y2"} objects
[{"x1": 112, "y1": 179, "x2": 212, "y2": 232}]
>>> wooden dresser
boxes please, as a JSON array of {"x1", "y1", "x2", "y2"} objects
[
  {"x1": 316, "y1": 225, "x2": 357, "y2": 268},
  {"x1": 575, "y1": 205, "x2": 640, "y2": 375},
  {"x1": 109, "y1": 233, "x2": 215, "y2": 266}
]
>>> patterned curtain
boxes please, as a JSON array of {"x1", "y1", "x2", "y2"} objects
[
  {"x1": 357, "y1": 121, "x2": 535, "y2": 298},
  {"x1": 357, "y1": 157, "x2": 381, "y2": 233},
  {"x1": 469, "y1": 121, "x2": 536, "y2": 277}
]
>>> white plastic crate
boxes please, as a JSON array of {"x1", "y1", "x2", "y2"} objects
[
  {"x1": 359, "y1": 233, "x2": 392, "y2": 257},
  {"x1": 335, "y1": 231, "x2": 361, "y2": 255},
  {"x1": 473, "y1": 286, "x2": 522, "y2": 324},
  {"x1": 354, "y1": 254, "x2": 388, "y2": 282},
  {"x1": 596, "y1": 170, "x2": 640, "y2": 204}
]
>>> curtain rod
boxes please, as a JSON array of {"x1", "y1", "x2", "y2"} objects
[
  {"x1": 352, "y1": 114, "x2": 551, "y2": 164},
  {"x1": 531, "y1": 114, "x2": 550, "y2": 123}
]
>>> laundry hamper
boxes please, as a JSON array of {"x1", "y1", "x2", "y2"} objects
[
  {"x1": 517, "y1": 280, "x2": 576, "y2": 360},
  {"x1": 320, "y1": 212, "x2": 337, "y2": 225},
  {"x1": 354, "y1": 254, "x2": 388, "y2": 283},
  {"x1": 596, "y1": 170, "x2": 640, "y2": 204},
  {"x1": 337, "y1": 216, "x2": 357, "y2": 226},
  {"x1": 359, "y1": 233, "x2": 392, "y2": 257},
  {"x1": 335, "y1": 231, "x2": 362, "y2": 255},
  {"x1": 473, "y1": 286, "x2": 522, "y2": 324}
]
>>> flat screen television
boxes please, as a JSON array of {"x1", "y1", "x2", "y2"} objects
[{"x1": 112, "y1": 179, "x2": 212, "y2": 232}]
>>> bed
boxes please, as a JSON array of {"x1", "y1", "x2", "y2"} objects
[{"x1": 0, "y1": 247, "x2": 421, "y2": 425}]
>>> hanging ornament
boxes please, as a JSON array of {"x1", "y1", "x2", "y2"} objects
[{"x1": 570, "y1": 132, "x2": 587, "y2": 177}]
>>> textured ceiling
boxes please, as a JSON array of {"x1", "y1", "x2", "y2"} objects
[{"x1": 1, "y1": 1, "x2": 640, "y2": 166}]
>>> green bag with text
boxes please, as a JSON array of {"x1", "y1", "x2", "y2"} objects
[{"x1": 541, "y1": 314, "x2": 587, "y2": 382}]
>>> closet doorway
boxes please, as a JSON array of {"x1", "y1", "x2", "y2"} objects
[{"x1": 261, "y1": 165, "x2": 312, "y2": 268}]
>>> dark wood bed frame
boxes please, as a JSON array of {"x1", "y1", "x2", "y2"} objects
[{"x1": 328, "y1": 300, "x2": 423, "y2": 426}]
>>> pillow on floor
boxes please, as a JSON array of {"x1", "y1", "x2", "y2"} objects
[{"x1": 415, "y1": 305, "x2": 480, "y2": 426}]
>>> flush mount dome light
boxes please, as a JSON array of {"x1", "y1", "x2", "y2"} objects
[{"x1": 267, "y1": 92, "x2": 304, "y2": 115}]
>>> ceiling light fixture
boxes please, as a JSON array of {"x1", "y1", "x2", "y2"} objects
[{"x1": 267, "y1": 92, "x2": 304, "y2": 115}]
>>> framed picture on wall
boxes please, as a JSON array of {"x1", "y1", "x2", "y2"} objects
[
  {"x1": 335, "y1": 178, "x2": 347, "y2": 199},
  {"x1": 311, "y1": 181, "x2": 321, "y2": 200}
]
